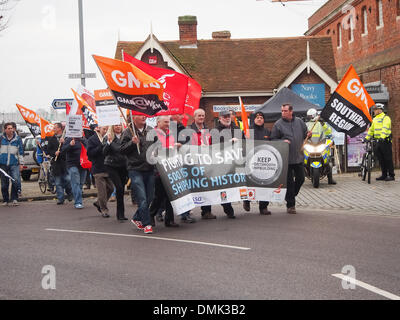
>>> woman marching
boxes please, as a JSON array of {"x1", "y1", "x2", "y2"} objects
[{"x1": 103, "y1": 123, "x2": 128, "y2": 221}]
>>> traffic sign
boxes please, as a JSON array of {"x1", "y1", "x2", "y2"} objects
[
  {"x1": 68, "y1": 73, "x2": 96, "y2": 79},
  {"x1": 51, "y1": 99, "x2": 74, "y2": 109}
]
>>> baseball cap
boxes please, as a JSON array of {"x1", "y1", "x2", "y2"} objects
[{"x1": 219, "y1": 110, "x2": 231, "y2": 117}]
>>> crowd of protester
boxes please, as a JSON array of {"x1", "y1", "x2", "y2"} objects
[{"x1": 1, "y1": 104, "x2": 310, "y2": 234}]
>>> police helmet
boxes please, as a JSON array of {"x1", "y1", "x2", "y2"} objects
[
  {"x1": 373, "y1": 103, "x2": 385, "y2": 110},
  {"x1": 307, "y1": 108, "x2": 318, "y2": 120}
]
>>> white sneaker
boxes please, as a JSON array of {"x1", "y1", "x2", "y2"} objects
[
  {"x1": 12, "y1": 200, "x2": 19, "y2": 206},
  {"x1": 2, "y1": 202, "x2": 9, "y2": 206}
]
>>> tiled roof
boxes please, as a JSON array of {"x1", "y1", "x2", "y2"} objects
[{"x1": 115, "y1": 36, "x2": 337, "y2": 92}]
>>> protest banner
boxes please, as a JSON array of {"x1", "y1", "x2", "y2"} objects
[
  {"x1": 65, "y1": 115, "x2": 83, "y2": 138},
  {"x1": 321, "y1": 65, "x2": 375, "y2": 137},
  {"x1": 93, "y1": 55, "x2": 167, "y2": 116},
  {"x1": 155, "y1": 140, "x2": 289, "y2": 215}
]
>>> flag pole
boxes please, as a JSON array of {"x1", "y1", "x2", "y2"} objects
[
  {"x1": 121, "y1": 49, "x2": 140, "y2": 154},
  {"x1": 92, "y1": 54, "x2": 140, "y2": 153},
  {"x1": 301, "y1": 115, "x2": 320, "y2": 151},
  {"x1": 115, "y1": 103, "x2": 140, "y2": 154},
  {"x1": 54, "y1": 126, "x2": 66, "y2": 161}
]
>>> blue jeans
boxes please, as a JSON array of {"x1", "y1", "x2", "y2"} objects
[
  {"x1": 54, "y1": 173, "x2": 72, "y2": 202},
  {"x1": 129, "y1": 170, "x2": 154, "y2": 227},
  {"x1": 67, "y1": 166, "x2": 87, "y2": 206},
  {"x1": 0, "y1": 164, "x2": 20, "y2": 203}
]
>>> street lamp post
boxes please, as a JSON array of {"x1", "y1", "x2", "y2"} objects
[{"x1": 78, "y1": 0, "x2": 85, "y2": 87}]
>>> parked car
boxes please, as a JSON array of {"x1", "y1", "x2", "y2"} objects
[{"x1": 21, "y1": 135, "x2": 40, "y2": 181}]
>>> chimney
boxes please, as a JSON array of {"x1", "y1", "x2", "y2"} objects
[
  {"x1": 178, "y1": 15, "x2": 197, "y2": 48},
  {"x1": 212, "y1": 31, "x2": 231, "y2": 40}
]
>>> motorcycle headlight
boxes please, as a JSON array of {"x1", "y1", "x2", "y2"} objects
[
  {"x1": 304, "y1": 144, "x2": 315, "y2": 153},
  {"x1": 315, "y1": 144, "x2": 326, "y2": 153}
]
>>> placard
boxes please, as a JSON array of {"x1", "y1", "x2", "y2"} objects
[
  {"x1": 97, "y1": 105, "x2": 121, "y2": 126},
  {"x1": 66, "y1": 115, "x2": 83, "y2": 138}
]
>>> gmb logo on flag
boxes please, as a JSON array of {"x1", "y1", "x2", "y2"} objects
[{"x1": 321, "y1": 65, "x2": 374, "y2": 138}]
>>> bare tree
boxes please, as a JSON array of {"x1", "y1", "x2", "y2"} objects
[{"x1": 0, "y1": 0, "x2": 20, "y2": 32}]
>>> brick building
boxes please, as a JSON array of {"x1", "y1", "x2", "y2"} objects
[
  {"x1": 305, "y1": 0, "x2": 400, "y2": 167},
  {"x1": 115, "y1": 15, "x2": 337, "y2": 131}
]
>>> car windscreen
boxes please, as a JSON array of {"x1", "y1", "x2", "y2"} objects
[{"x1": 24, "y1": 138, "x2": 37, "y2": 152}]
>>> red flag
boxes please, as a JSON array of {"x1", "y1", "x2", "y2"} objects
[
  {"x1": 66, "y1": 102, "x2": 71, "y2": 115},
  {"x1": 239, "y1": 97, "x2": 250, "y2": 139},
  {"x1": 123, "y1": 52, "x2": 188, "y2": 116},
  {"x1": 184, "y1": 77, "x2": 201, "y2": 116}
]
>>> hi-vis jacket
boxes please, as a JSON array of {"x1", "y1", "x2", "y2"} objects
[
  {"x1": 365, "y1": 112, "x2": 391, "y2": 141},
  {"x1": 306, "y1": 121, "x2": 332, "y2": 140}
]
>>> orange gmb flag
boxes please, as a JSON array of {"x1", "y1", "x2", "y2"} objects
[
  {"x1": 16, "y1": 104, "x2": 42, "y2": 137},
  {"x1": 321, "y1": 65, "x2": 374, "y2": 137},
  {"x1": 92, "y1": 55, "x2": 167, "y2": 116},
  {"x1": 40, "y1": 117, "x2": 55, "y2": 139},
  {"x1": 72, "y1": 88, "x2": 98, "y2": 130},
  {"x1": 94, "y1": 88, "x2": 115, "y2": 106},
  {"x1": 239, "y1": 96, "x2": 250, "y2": 138}
]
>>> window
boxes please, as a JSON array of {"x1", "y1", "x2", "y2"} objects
[
  {"x1": 362, "y1": 6, "x2": 368, "y2": 35},
  {"x1": 397, "y1": 0, "x2": 400, "y2": 17},
  {"x1": 348, "y1": 15, "x2": 354, "y2": 42},
  {"x1": 337, "y1": 23, "x2": 342, "y2": 47},
  {"x1": 376, "y1": 0, "x2": 383, "y2": 27}
]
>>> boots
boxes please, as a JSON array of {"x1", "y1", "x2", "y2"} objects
[{"x1": 328, "y1": 172, "x2": 337, "y2": 185}]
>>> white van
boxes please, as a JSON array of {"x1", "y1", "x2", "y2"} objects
[{"x1": 21, "y1": 135, "x2": 40, "y2": 181}]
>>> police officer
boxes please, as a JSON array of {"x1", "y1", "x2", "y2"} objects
[
  {"x1": 306, "y1": 108, "x2": 336, "y2": 185},
  {"x1": 365, "y1": 104, "x2": 395, "y2": 181}
]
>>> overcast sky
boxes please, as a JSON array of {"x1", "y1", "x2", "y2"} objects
[{"x1": 0, "y1": 0, "x2": 328, "y2": 114}]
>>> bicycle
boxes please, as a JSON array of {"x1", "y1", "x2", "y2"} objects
[
  {"x1": 359, "y1": 139, "x2": 375, "y2": 184},
  {"x1": 38, "y1": 158, "x2": 52, "y2": 194}
]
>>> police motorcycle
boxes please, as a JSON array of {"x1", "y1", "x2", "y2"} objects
[{"x1": 303, "y1": 109, "x2": 335, "y2": 188}]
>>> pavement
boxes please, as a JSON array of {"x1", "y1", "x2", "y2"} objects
[{"x1": 16, "y1": 168, "x2": 400, "y2": 216}]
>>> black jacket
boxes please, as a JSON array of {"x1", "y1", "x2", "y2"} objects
[
  {"x1": 120, "y1": 126, "x2": 154, "y2": 172},
  {"x1": 270, "y1": 117, "x2": 308, "y2": 164},
  {"x1": 87, "y1": 133, "x2": 107, "y2": 174},
  {"x1": 61, "y1": 137, "x2": 87, "y2": 169},
  {"x1": 47, "y1": 135, "x2": 67, "y2": 176},
  {"x1": 103, "y1": 135, "x2": 127, "y2": 168},
  {"x1": 213, "y1": 121, "x2": 244, "y2": 144},
  {"x1": 251, "y1": 122, "x2": 271, "y2": 141}
]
